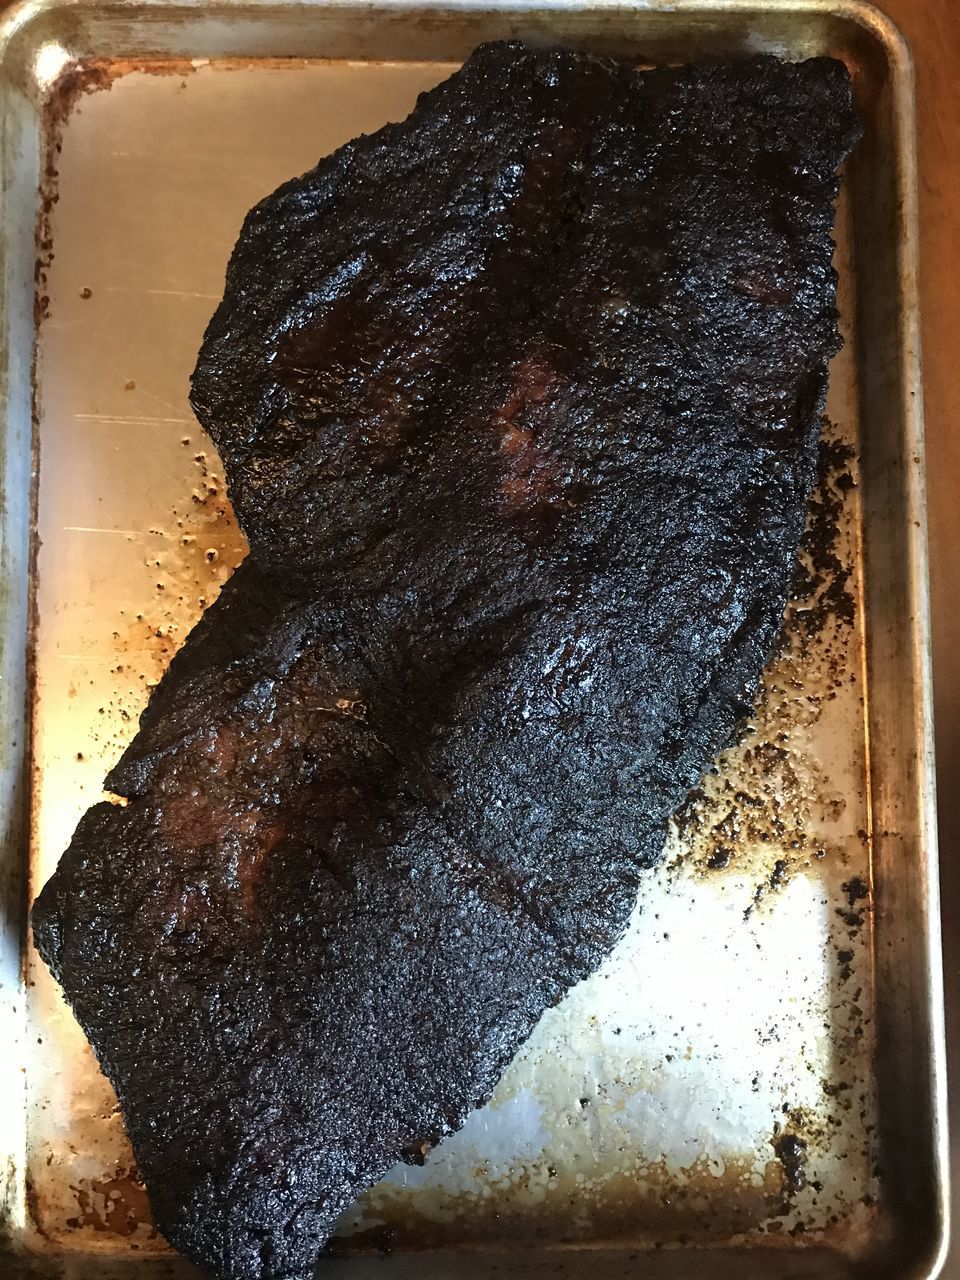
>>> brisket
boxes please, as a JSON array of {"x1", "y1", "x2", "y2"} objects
[{"x1": 33, "y1": 42, "x2": 859, "y2": 1280}]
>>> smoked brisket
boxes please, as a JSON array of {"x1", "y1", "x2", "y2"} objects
[{"x1": 33, "y1": 43, "x2": 859, "y2": 1280}]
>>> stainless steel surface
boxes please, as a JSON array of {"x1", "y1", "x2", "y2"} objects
[{"x1": 0, "y1": 2, "x2": 943, "y2": 1278}]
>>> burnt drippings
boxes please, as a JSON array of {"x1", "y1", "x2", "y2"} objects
[
  {"x1": 669, "y1": 425, "x2": 861, "y2": 898},
  {"x1": 842, "y1": 875, "x2": 869, "y2": 906},
  {"x1": 837, "y1": 875, "x2": 870, "y2": 930},
  {"x1": 657, "y1": 410, "x2": 877, "y2": 1245},
  {"x1": 772, "y1": 1130, "x2": 808, "y2": 1200},
  {"x1": 790, "y1": 434, "x2": 857, "y2": 640},
  {"x1": 32, "y1": 44, "x2": 860, "y2": 1280}
]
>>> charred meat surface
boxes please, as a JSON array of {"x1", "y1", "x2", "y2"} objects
[{"x1": 33, "y1": 42, "x2": 859, "y2": 1280}]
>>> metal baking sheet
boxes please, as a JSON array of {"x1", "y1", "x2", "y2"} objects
[{"x1": 0, "y1": 2, "x2": 945, "y2": 1278}]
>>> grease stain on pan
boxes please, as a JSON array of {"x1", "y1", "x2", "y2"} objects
[{"x1": 65, "y1": 1166, "x2": 156, "y2": 1240}]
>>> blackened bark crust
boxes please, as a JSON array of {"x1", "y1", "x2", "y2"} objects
[{"x1": 33, "y1": 43, "x2": 859, "y2": 1280}]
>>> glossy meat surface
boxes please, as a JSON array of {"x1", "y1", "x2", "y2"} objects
[{"x1": 33, "y1": 42, "x2": 859, "y2": 1280}]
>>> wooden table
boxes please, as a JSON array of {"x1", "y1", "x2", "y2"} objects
[{"x1": 876, "y1": 0, "x2": 960, "y2": 1269}]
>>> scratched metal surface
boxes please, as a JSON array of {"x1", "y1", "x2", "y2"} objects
[{"x1": 0, "y1": 4, "x2": 943, "y2": 1278}]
